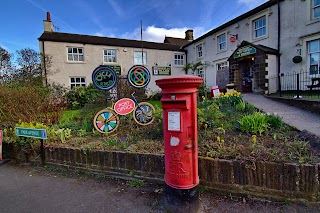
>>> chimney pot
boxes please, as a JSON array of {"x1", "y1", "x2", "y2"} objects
[{"x1": 47, "y1": 12, "x2": 51, "y2": 21}]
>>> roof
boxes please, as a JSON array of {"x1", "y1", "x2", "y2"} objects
[
  {"x1": 183, "y1": 0, "x2": 282, "y2": 48},
  {"x1": 228, "y1": 40, "x2": 279, "y2": 61},
  {"x1": 39, "y1": 32, "x2": 185, "y2": 52},
  {"x1": 164, "y1": 37, "x2": 191, "y2": 47}
]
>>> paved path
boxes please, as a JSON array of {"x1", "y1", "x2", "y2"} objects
[
  {"x1": 1, "y1": 162, "x2": 320, "y2": 212},
  {"x1": 242, "y1": 93, "x2": 320, "y2": 137}
]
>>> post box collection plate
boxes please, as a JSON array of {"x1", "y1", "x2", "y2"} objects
[{"x1": 168, "y1": 111, "x2": 181, "y2": 131}]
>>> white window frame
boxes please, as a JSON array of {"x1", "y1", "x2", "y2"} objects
[
  {"x1": 174, "y1": 54, "x2": 184, "y2": 66},
  {"x1": 134, "y1": 51, "x2": 147, "y2": 65},
  {"x1": 67, "y1": 47, "x2": 84, "y2": 62},
  {"x1": 196, "y1": 43, "x2": 203, "y2": 59},
  {"x1": 196, "y1": 67, "x2": 204, "y2": 78},
  {"x1": 103, "y1": 49, "x2": 116, "y2": 63},
  {"x1": 216, "y1": 61, "x2": 229, "y2": 70},
  {"x1": 70, "y1": 77, "x2": 86, "y2": 89},
  {"x1": 308, "y1": 39, "x2": 320, "y2": 75},
  {"x1": 217, "y1": 33, "x2": 227, "y2": 52},
  {"x1": 253, "y1": 16, "x2": 267, "y2": 39},
  {"x1": 312, "y1": 0, "x2": 320, "y2": 19}
]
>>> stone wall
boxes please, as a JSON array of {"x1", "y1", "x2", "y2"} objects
[{"x1": 43, "y1": 147, "x2": 320, "y2": 203}]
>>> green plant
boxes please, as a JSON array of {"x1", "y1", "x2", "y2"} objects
[
  {"x1": 235, "y1": 99, "x2": 246, "y2": 112},
  {"x1": 130, "y1": 179, "x2": 143, "y2": 187},
  {"x1": 266, "y1": 113, "x2": 283, "y2": 129},
  {"x1": 238, "y1": 112, "x2": 270, "y2": 135}
]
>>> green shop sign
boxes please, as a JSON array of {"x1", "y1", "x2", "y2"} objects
[
  {"x1": 16, "y1": 127, "x2": 47, "y2": 139},
  {"x1": 108, "y1": 65, "x2": 121, "y2": 75},
  {"x1": 233, "y1": 46, "x2": 256, "y2": 59},
  {"x1": 152, "y1": 66, "x2": 171, "y2": 75}
]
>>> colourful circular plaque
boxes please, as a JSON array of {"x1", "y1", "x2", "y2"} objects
[
  {"x1": 127, "y1": 65, "x2": 151, "y2": 88},
  {"x1": 92, "y1": 65, "x2": 118, "y2": 90}
]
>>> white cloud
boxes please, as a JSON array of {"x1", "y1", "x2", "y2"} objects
[{"x1": 121, "y1": 26, "x2": 190, "y2": 42}]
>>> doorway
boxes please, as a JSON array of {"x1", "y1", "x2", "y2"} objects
[{"x1": 239, "y1": 57, "x2": 255, "y2": 93}]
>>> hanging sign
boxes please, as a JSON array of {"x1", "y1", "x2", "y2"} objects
[
  {"x1": 127, "y1": 65, "x2": 151, "y2": 88},
  {"x1": 0, "y1": 130, "x2": 2, "y2": 161},
  {"x1": 233, "y1": 46, "x2": 256, "y2": 59},
  {"x1": 92, "y1": 65, "x2": 118, "y2": 90},
  {"x1": 113, "y1": 98, "x2": 135, "y2": 115},
  {"x1": 230, "y1": 36, "x2": 236, "y2": 43},
  {"x1": 152, "y1": 66, "x2": 171, "y2": 75}
]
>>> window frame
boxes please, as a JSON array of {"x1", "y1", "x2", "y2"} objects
[
  {"x1": 196, "y1": 66, "x2": 204, "y2": 78},
  {"x1": 134, "y1": 51, "x2": 147, "y2": 65},
  {"x1": 174, "y1": 54, "x2": 185, "y2": 66},
  {"x1": 217, "y1": 33, "x2": 227, "y2": 52},
  {"x1": 308, "y1": 39, "x2": 320, "y2": 75},
  {"x1": 312, "y1": 0, "x2": 320, "y2": 19},
  {"x1": 253, "y1": 16, "x2": 267, "y2": 39},
  {"x1": 67, "y1": 47, "x2": 84, "y2": 62},
  {"x1": 195, "y1": 43, "x2": 203, "y2": 59},
  {"x1": 103, "y1": 49, "x2": 117, "y2": 63},
  {"x1": 70, "y1": 77, "x2": 86, "y2": 89},
  {"x1": 216, "y1": 61, "x2": 229, "y2": 70}
]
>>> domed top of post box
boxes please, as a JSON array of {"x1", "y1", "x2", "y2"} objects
[{"x1": 155, "y1": 75, "x2": 203, "y2": 91}]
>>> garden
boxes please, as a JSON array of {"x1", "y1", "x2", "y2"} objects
[{"x1": 1, "y1": 81, "x2": 319, "y2": 165}]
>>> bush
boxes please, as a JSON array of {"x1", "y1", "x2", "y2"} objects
[
  {"x1": 0, "y1": 84, "x2": 66, "y2": 128},
  {"x1": 66, "y1": 83, "x2": 105, "y2": 109}
]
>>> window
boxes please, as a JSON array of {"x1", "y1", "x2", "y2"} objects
[
  {"x1": 70, "y1": 77, "x2": 86, "y2": 89},
  {"x1": 134, "y1": 51, "x2": 147, "y2": 64},
  {"x1": 217, "y1": 33, "x2": 226, "y2": 51},
  {"x1": 174, "y1": 54, "x2": 184, "y2": 66},
  {"x1": 196, "y1": 44, "x2": 203, "y2": 58},
  {"x1": 67, "y1": 47, "x2": 84, "y2": 62},
  {"x1": 312, "y1": 0, "x2": 320, "y2": 19},
  {"x1": 308, "y1": 39, "x2": 320, "y2": 75},
  {"x1": 216, "y1": 61, "x2": 229, "y2": 70},
  {"x1": 253, "y1": 16, "x2": 266, "y2": 39},
  {"x1": 104, "y1": 50, "x2": 116, "y2": 63},
  {"x1": 196, "y1": 67, "x2": 204, "y2": 78}
]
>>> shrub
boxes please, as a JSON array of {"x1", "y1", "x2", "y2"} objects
[
  {"x1": 266, "y1": 113, "x2": 284, "y2": 129},
  {"x1": 238, "y1": 112, "x2": 270, "y2": 135},
  {"x1": 0, "y1": 84, "x2": 66, "y2": 128},
  {"x1": 66, "y1": 83, "x2": 105, "y2": 109}
]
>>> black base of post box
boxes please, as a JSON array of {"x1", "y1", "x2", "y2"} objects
[{"x1": 164, "y1": 184, "x2": 199, "y2": 213}]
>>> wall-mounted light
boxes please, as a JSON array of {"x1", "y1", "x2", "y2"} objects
[
  {"x1": 123, "y1": 48, "x2": 127, "y2": 52},
  {"x1": 154, "y1": 62, "x2": 158, "y2": 66}
]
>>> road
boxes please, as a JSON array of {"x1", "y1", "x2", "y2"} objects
[{"x1": 1, "y1": 162, "x2": 319, "y2": 213}]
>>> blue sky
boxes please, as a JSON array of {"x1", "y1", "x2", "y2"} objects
[{"x1": 0, "y1": 0, "x2": 267, "y2": 54}]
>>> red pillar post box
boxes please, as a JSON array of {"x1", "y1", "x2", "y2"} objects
[{"x1": 156, "y1": 75, "x2": 203, "y2": 213}]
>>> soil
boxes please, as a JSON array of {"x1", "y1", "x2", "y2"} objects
[{"x1": 1, "y1": 162, "x2": 320, "y2": 213}]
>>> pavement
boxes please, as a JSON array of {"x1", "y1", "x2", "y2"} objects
[
  {"x1": 242, "y1": 93, "x2": 320, "y2": 137},
  {"x1": 1, "y1": 162, "x2": 320, "y2": 213}
]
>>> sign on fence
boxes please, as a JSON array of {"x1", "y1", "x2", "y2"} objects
[{"x1": 15, "y1": 127, "x2": 47, "y2": 139}]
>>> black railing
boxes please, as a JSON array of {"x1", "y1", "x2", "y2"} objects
[{"x1": 268, "y1": 70, "x2": 320, "y2": 100}]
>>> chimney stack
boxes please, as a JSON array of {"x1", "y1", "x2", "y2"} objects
[
  {"x1": 185, "y1": 29, "x2": 194, "y2": 41},
  {"x1": 43, "y1": 12, "x2": 54, "y2": 32}
]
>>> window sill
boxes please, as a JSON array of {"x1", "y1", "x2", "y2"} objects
[
  {"x1": 217, "y1": 49, "x2": 227, "y2": 54},
  {"x1": 66, "y1": 61, "x2": 86, "y2": 64},
  {"x1": 103, "y1": 62, "x2": 118, "y2": 65},
  {"x1": 252, "y1": 35, "x2": 268, "y2": 43},
  {"x1": 306, "y1": 18, "x2": 320, "y2": 26}
]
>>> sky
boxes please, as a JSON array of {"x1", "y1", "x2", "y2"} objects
[{"x1": 0, "y1": 0, "x2": 268, "y2": 54}]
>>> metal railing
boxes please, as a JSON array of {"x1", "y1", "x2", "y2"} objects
[{"x1": 268, "y1": 70, "x2": 320, "y2": 100}]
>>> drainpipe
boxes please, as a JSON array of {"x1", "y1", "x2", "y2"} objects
[
  {"x1": 277, "y1": 0, "x2": 281, "y2": 95},
  {"x1": 42, "y1": 41, "x2": 48, "y2": 86}
]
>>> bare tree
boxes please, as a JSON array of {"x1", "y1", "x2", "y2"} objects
[
  {"x1": 0, "y1": 47, "x2": 13, "y2": 83},
  {"x1": 15, "y1": 48, "x2": 41, "y2": 83}
]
